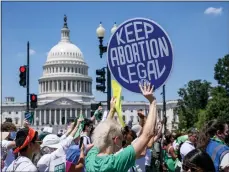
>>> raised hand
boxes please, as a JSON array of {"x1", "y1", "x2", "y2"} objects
[
  {"x1": 139, "y1": 82, "x2": 155, "y2": 103},
  {"x1": 98, "y1": 106, "x2": 103, "y2": 111},
  {"x1": 110, "y1": 97, "x2": 117, "y2": 110},
  {"x1": 137, "y1": 111, "x2": 145, "y2": 119},
  {"x1": 77, "y1": 118, "x2": 84, "y2": 124}
]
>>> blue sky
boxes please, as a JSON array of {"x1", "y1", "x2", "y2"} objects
[{"x1": 2, "y1": 2, "x2": 229, "y2": 103}]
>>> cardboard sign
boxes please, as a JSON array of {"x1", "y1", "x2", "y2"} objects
[{"x1": 107, "y1": 18, "x2": 173, "y2": 93}]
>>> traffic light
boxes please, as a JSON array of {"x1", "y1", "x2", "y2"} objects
[
  {"x1": 30, "y1": 94, "x2": 37, "y2": 109},
  {"x1": 19, "y1": 66, "x2": 27, "y2": 87},
  {"x1": 96, "y1": 68, "x2": 106, "y2": 92}
]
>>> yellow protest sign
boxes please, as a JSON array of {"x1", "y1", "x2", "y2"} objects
[{"x1": 112, "y1": 80, "x2": 125, "y2": 127}]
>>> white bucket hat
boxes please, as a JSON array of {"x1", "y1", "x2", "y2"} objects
[
  {"x1": 131, "y1": 125, "x2": 142, "y2": 137},
  {"x1": 40, "y1": 134, "x2": 62, "y2": 149}
]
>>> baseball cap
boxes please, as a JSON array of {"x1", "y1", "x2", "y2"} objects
[{"x1": 40, "y1": 134, "x2": 61, "y2": 149}]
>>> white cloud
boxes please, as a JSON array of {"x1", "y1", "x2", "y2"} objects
[
  {"x1": 29, "y1": 49, "x2": 36, "y2": 55},
  {"x1": 17, "y1": 49, "x2": 36, "y2": 57},
  {"x1": 204, "y1": 7, "x2": 222, "y2": 15}
]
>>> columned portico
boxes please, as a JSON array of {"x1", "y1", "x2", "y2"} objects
[{"x1": 34, "y1": 98, "x2": 91, "y2": 126}]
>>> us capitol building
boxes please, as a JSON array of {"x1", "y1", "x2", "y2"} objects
[{"x1": 1, "y1": 16, "x2": 179, "y2": 132}]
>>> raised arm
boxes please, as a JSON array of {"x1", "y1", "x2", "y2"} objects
[
  {"x1": 132, "y1": 83, "x2": 157, "y2": 159},
  {"x1": 107, "y1": 97, "x2": 116, "y2": 119},
  {"x1": 154, "y1": 121, "x2": 163, "y2": 142},
  {"x1": 147, "y1": 121, "x2": 163, "y2": 148},
  {"x1": 138, "y1": 111, "x2": 147, "y2": 128}
]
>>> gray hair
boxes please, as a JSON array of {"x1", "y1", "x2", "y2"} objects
[{"x1": 92, "y1": 119, "x2": 123, "y2": 151}]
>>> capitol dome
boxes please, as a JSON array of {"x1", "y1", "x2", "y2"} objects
[
  {"x1": 38, "y1": 15, "x2": 94, "y2": 103},
  {"x1": 47, "y1": 40, "x2": 84, "y2": 62}
]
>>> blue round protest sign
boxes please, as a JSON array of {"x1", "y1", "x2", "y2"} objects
[{"x1": 107, "y1": 18, "x2": 173, "y2": 93}]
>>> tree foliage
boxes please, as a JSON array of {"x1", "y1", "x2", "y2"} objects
[
  {"x1": 176, "y1": 54, "x2": 229, "y2": 131},
  {"x1": 214, "y1": 54, "x2": 229, "y2": 92},
  {"x1": 196, "y1": 109, "x2": 207, "y2": 130},
  {"x1": 177, "y1": 80, "x2": 211, "y2": 130},
  {"x1": 204, "y1": 86, "x2": 229, "y2": 121}
]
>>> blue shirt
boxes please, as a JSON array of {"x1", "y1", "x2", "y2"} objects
[{"x1": 66, "y1": 145, "x2": 80, "y2": 164}]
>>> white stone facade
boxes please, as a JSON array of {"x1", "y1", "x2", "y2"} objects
[{"x1": 1, "y1": 98, "x2": 179, "y2": 132}]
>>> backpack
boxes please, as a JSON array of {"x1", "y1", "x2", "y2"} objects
[
  {"x1": 177, "y1": 142, "x2": 184, "y2": 161},
  {"x1": 79, "y1": 136, "x2": 91, "y2": 149}
]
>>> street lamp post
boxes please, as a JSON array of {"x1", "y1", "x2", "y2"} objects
[
  {"x1": 96, "y1": 22, "x2": 117, "y2": 111},
  {"x1": 162, "y1": 85, "x2": 167, "y2": 134}
]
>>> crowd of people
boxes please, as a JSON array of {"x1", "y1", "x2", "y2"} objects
[{"x1": 1, "y1": 83, "x2": 229, "y2": 172}]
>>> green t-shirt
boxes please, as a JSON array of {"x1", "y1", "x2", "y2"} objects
[{"x1": 86, "y1": 145, "x2": 136, "y2": 172}]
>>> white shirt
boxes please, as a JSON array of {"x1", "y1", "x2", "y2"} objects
[
  {"x1": 220, "y1": 152, "x2": 229, "y2": 169},
  {"x1": 180, "y1": 140, "x2": 195, "y2": 160},
  {"x1": 81, "y1": 133, "x2": 91, "y2": 155},
  {"x1": 37, "y1": 136, "x2": 73, "y2": 172},
  {"x1": 6, "y1": 156, "x2": 37, "y2": 172},
  {"x1": 1, "y1": 140, "x2": 15, "y2": 172}
]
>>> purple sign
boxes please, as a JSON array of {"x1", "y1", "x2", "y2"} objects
[{"x1": 107, "y1": 18, "x2": 173, "y2": 93}]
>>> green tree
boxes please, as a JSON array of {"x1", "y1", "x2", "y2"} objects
[
  {"x1": 203, "y1": 54, "x2": 229, "y2": 121},
  {"x1": 196, "y1": 109, "x2": 207, "y2": 130},
  {"x1": 177, "y1": 80, "x2": 211, "y2": 130},
  {"x1": 214, "y1": 54, "x2": 229, "y2": 92},
  {"x1": 204, "y1": 86, "x2": 229, "y2": 121}
]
